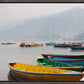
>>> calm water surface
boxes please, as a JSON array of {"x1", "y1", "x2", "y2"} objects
[{"x1": 0, "y1": 42, "x2": 84, "y2": 81}]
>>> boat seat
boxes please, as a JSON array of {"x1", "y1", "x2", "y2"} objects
[
  {"x1": 52, "y1": 61, "x2": 56, "y2": 66},
  {"x1": 54, "y1": 61, "x2": 59, "y2": 67},
  {"x1": 62, "y1": 63, "x2": 66, "y2": 67},
  {"x1": 58, "y1": 63, "x2": 62, "y2": 67},
  {"x1": 61, "y1": 63, "x2": 65, "y2": 67},
  {"x1": 40, "y1": 63, "x2": 46, "y2": 65},
  {"x1": 49, "y1": 60, "x2": 54, "y2": 66}
]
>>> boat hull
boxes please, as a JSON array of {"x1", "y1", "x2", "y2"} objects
[
  {"x1": 36, "y1": 58, "x2": 84, "y2": 72},
  {"x1": 62, "y1": 61, "x2": 84, "y2": 67},
  {"x1": 48, "y1": 56, "x2": 84, "y2": 67},
  {"x1": 29, "y1": 44, "x2": 43, "y2": 47},
  {"x1": 54, "y1": 44, "x2": 81, "y2": 47},
  {"x1": 10, "y1": 69, "x2": 83, "y2": 81},
  {"x1": 19, "y1": 44, "x2": 43, "y2": 47},
  {"x1": 1, "y1": 43, "x2": 15, "y2": 45},
  {"x1": 41, "y1": 54, "x2": 84, "y2": 59},
  {"x1": 70, "y1": 46, "x2": 84, "y2": 50}
]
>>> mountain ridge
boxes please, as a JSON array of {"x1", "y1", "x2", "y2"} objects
[{"x1": 0, "y1": 7, "x2": 84, "y2": 41}]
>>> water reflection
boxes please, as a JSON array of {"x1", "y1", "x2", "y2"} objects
[
  {"x1": 8, "y1": 70, "x2": 32, "y2": 81},
  {"x1": 70, "y1": 50, "x2": 84, "y2": 52},
  {"x1": 8, "y1": 70, "x2": 17, "y2": 81}
]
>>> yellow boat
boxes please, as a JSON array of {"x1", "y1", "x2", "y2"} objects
[
  {"x1": 19, "y1": 43, "x2": 43, "y2": 47},
  {"x1": 29, "y1": 44, "x2": 43, "y2": 47},
  {"x1": 8, "y1": 62, "x2": 83, "y2": 81}
]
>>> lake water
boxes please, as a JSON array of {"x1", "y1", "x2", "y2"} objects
[{"x1": 0, "y1": 41, "x2": 84, "y2": 81}]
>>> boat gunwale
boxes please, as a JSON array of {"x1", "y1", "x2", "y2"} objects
[
  {"x1": 41, "y1": 53, "x2": 84, "y2": 57},
  {"x1": 48, "y1": 56, "x2": 84, "y2": 62}
]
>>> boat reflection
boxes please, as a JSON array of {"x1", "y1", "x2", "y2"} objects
[
  {"x1": 70, "y1": 49, "x2": 84, "y2": 52},
  {"x1": 8, "y1": 70, "x2": 18, "y2": 81}
]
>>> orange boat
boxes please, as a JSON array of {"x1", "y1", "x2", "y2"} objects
[{"x1": 19, "y1": 43, "x2": 43, "y2": 47}]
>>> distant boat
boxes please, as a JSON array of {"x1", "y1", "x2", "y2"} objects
[
  {"x1": 41, "y1": 53, "x2": 84, "y2": 59},
  {"x1": 19, "y1": 43, "x2": 43, "y2": 47},
  {"x1": 29, "y1": 44, "x2": 43, "y2": 47},
  {"x1": 46, "y1": 42, "x2": 56, "y2": 45},
  {"x1": 54, "y1": 43, "x2": 81, "y2": 47},
  {"x1": 8, "y1": 62, "x2": 83, "y2": 81},
  {"x1": 36, "y1": 57, "x2": 84, "y2": 72},
  {"x1": 70, "y1": 46, "x2": 84, "y2": 50},
  {"x1": 1, "y1": 42, "x2": 16, "y2": 45},
  {"x1": 48, "y1": 56, "x2": 84, "y2": 67},
  {"x1": 54, "y1": 44, "x2": 70, "y2": 47}
]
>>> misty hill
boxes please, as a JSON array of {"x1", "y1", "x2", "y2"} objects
[
  {"x1": 74, "y1": 33, "x2": 84, "y2": 41},
  {"x1": 0, "y1": 7, "x2": 84, "y2": 40},
  {"x1": 0, "y1": 19, "x2": 25, "y2": 32}
]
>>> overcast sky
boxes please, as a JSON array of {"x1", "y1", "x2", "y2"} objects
[{"x1": 0, "y1": 3, "x2": 84, "y2": 21}]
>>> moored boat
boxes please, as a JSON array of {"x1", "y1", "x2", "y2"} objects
[
  {"x1": 48, "y1": 56, "x2": 84, "y2": 67},
  {"x1": 19, "y1": 43, "x2": 30, "y2": 47},
  {"x1": 54, "y1": 44, "x2": 70, "y2": 47},
  {"x1": 8, "y1": 62, "x2": 83, "y2": 81},
  {"x1": 54, "y1": 42, "x2": 82, "y2": 47},
  {"x1": 46, "y1": 42, "x2": 56, "y2": 45},
  {"x1": 70, "y1": 46, "x2": 84, "y2": 50},
  {"x1": 1, "y1": 42, "x2": 16, "y2": 45},
  {"x1": 19, "y1": 43, "x2": 43, "y2": 47},
  {"x1": 54, "y1": 44, "x2": 81, "y2": 48},
  {"x1": 36, "y1": 57, "x2": 84, "y2": 72},
  {"x1": 29, "y1": 44, "x2": 43, "y2": 47},
  {"x1": 41, "y1": 53, "x2": 84, "y2": 59}
]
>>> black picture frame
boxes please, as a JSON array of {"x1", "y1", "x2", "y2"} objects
[
  {"x1": 0, "y1": 0, "x2": 84, "y2": 84},
  {"x1": 0, "y1": 0, "x2": 84, "y2": 2}
]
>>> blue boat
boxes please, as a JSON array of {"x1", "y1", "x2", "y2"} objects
[
  {"x1": 54, "y1": 44, "x2": 70, "y2": 47},
  {"x1": 48, "y1": 56, "x2": 84, "y2": 67},
  {"x1": 54, "y1": 44, "x2": 81, "y2": 47},
  {"x1": 70, "y1": 46, "x2": 84, "y2": 50}
]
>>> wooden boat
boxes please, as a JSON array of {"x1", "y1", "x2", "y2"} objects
[
  {"x1": 54, "y1": 42, "x2": 82, "y2": 47},
  {"x1": 41, "y1": 53, "x2": 84, "y2": 59},
  {"x1": 1, "y1": 42, "x2": 16, "y2": 45},
  {"x1": 19, "y1": 43, "x2": 30, "y2": 47},
  {"x1": 63, "y1": 43, "x2": 81, "y2": 46},
  {"x1": 8, "y1": 62, "x2": 83, "y2": 81},
  {"x1": 19, "y1": 43, "x2": 43, "y2": 47},
  {"x1": 29, "y1": 44, "x2": 43, "y2": 47},
  {"x1": 54, "y1": 44, "x2": 81, "y2": 47},
  {"x1": 36, "y1": 57, "x2": 84, "y2": 72},
  {"x1": 70, "y1": 46, "x2": 84, "y2": 50},
  {"x1": 48, "y1": 56, "x2": 84, "y2": 67},
  {"x1": 46, "y1": 42, "x2": 56, "y2": 45}
]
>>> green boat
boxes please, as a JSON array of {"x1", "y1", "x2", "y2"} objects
[{"x1": 36, "y1": 57, "x2": 84, "y2": 72}]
